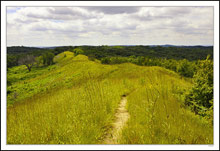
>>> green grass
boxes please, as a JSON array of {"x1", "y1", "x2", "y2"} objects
[
  {"x1": 119, "y1": 71, "x2": 213, "y2": 144},
  {"x1": 7, "y1": 52, "x2": 117, "y2": 106},
  {"x1": 7, "y1": 51, "x2": 213, "y2": 144}
]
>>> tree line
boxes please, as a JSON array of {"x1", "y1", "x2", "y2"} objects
[
  {"x1": 100, "y1": 56, "x2": 196, "y2": 77},
  {"x1": 7, "y1": 45, "x2": 213, "y2": 68}
]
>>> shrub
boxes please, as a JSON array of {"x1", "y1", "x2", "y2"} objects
[
  {"x1": 184, "y1": 55, "x2": 213, "y2": 122},
  {"x1": 42, "y1": 52, "x2": 55, "y2": 66},
  {"x1": 72, "y1": 48, "x2": 84, "y2": 56},
  {"x1": 18, "y1": 55, "x2": 35, "y2": 72}
]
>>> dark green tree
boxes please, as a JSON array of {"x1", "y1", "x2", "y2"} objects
[
  {"x1": 42, "y1": 52, "x2": 55, "y2": 65},
  {"x1": 177, "y1": 59, "x2": 195, "y2": 77},
  {"x1": 184, "y1": 55, "x2": 213, "y2": 122},
  {"x1": 7, "y1": 55, "x2": 19, "y2": 69},
  {"x1": 101, "y1": 57, "x2": 111, "y2": 64}
]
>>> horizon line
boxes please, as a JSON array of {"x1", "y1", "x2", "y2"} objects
[{"x1": 7, "y1": 44, "x2": 214, "y2": 47}]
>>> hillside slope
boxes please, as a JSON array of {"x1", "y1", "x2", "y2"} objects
[{"x1": 7, "y1": 51, "x2": 213, "y2": 144}]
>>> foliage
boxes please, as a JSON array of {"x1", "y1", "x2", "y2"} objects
[
  {"x1": 7, "y1": 46, "x2": 73, "y2": 68},
  {"x1": 7, "y1": 46, "x2": 43, "y2": 54},
  {"x1": 7, "y1": 54, "x2": 19, "y2": 68},
  {"x1": 35, "y1": 56, "x2": 44, "y2": 67},
  {"x1": 72, "y1": 48, "x2": 84, "y2": 56},
  {"x1": 88, "y1": 54, "x2": 96, "y2": 61},
  {"x1": 79, "y1": 45, "x2": 213, "y2": 61},
  {"x1": 42, "y1": 52, "x2": 55, "y2": 65},
  {"x1": 18, "y1": 55, "x2": 36, "y2": 72},
  {"x1": 7, "y1": 45, "x2": 213, "y2": 69},
  {"x1": 176, "y1": 59, "x2": 195, "y2": 77},
  {"x1": 184, "y1": 55, "x2": 213, "y2": 123},
  {"x1": 100, "y1": 56, "x2": 197, "y2": 78},
  {"x1": 101, "y1": 57, "x2": 111, "y2": 64}
]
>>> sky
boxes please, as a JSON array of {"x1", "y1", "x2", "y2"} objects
[{"x1": 6, "y1": 6, "x2": 214, "y2": 46}]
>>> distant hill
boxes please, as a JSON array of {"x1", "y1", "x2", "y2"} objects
[{"x1": 147, "y1": 44, "x2": 213, "y2": 48}]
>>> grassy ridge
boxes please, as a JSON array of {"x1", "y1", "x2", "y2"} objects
[
  {"x1": 7, "y1": 51, "x2": 213, "y2": 144},
  {"x1": 7, "y1": 52, "x2": 130, "y2": 144},
  {"x1": 7, "y1": 79, "x2": 125, "y2": 144},
  {"x1": 7, "y1": 52, "x2": 116, "y2": 105},
  {"x1": 119, "y1": 70, "x2": 213, "y2": 144}
]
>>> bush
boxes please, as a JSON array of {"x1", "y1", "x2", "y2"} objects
[
  {"x1": 88, "y1": 55, "x2": 96, "y2": 61},
  {"x1": 177, "y1": 59, "x2": 195, "y2": 78},
  {"x1": 184, "y1": 55, "x2": 213, "y2": 122},
  {"x1": 72, "y1": 48, "x2": 84, "y2": 56},
  {"x1": 35, "y1": 56, "x2": 44, "y2": 67},
  {"x1": 101, "y1": 57, "x2": 111, "y2": 64},
  {"x1": 42, "y1": 52, "x2": 55, "y2": 66}
]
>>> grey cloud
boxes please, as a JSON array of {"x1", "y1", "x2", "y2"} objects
[
  {"x1": 84, "y1": 6, "x2": 141, "y2": 14},
  {"x1": 48, "y1": 7, "x2": 102, "y2": 19},
  {"x1": 174, "y1": 27, "x2": 213, "y2": 35},
  {"x1": 47, "y1": 7, "x2": 74, "y2": 15},
  {"x1": 23, "y1": 7, "x2": 102, "y2": 22},
  {"x1": 164, "y1": 7, "x2": 192, "y2": 16},
  {"x1": 31, "y1": 26, "x2": 48, "y2": 31},
  {"x1": 26, "y1": 11, "x2": 77, "y2": 20}
]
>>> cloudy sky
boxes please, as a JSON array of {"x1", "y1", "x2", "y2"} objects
[{"x1": 7, "y1": 6, "x2": 213, "y2": 46}]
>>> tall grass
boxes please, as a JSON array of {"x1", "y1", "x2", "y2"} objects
[
  {"x1": 7, "y1": 78, "x2": 127, "y2": 144},
  {"x1": 7, "y1": 52, "x2": 129, "y2": 144},
  {"x1": 119, "y1": 69, "x2": 213, "y2": 144},
  {"x1": 7, "y1": 51, "x2": 213, "y2": 144},
  {"x1": 7, "y1": 52, "x2": 117, "y2": 105}
]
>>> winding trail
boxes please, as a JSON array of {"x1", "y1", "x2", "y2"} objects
[{"x1": 103, "y1": 96, "x2": 130, "y2": 144}]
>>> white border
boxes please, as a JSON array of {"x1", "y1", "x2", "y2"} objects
[
  {"x1": 1, "y1": 1, "x2": 219, "y2": 6},
  {"x1": 1, "y1": 1, "x2": 219, "y2": 150}
]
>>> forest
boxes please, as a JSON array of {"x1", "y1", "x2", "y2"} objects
[{"x1": 7, "y1": 45, "x2": 213, "y2": 68}]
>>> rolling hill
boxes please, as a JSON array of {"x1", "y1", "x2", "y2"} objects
[{"x1": 7, "y1": 51, "x2": 213, "y2": 144}]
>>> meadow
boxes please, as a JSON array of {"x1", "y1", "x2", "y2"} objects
[{"x1": 7, "y1": 51, "x2": 213, "y2": 144}]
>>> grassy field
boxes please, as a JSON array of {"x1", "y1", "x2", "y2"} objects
[
  {"x1": 119, "y1": 70, "x2": 213, "y2": 144},
  {"x1": 7, "y1": 51, "x2": 213, "y2": 144}
]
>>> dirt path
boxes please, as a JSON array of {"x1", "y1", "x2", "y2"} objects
[{"x1": 103, "y1": 96, "x2": 130, "y2": 144}]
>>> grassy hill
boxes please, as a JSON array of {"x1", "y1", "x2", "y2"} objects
[{"x1": 7, "y1": 51, "x2": 213, "y2": 144}]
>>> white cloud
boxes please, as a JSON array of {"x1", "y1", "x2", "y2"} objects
[{"x1": 7, "y1": 6, "x2": 214, "y2": 46}]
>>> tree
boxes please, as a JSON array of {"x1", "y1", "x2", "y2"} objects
[
  {"x1": 88, "y1": 54, "x2": 96, "y2": 61},
  {"x1": 35, "y1": 56, "x2": 44, "y2": 67},
  {"x1": 42, "y1": 52, "x2": 55, "y2": 65},
  {"x1": 177, "y1": 59, "x2": 195, "y2": 77},
  {"x1": 137, "y1": 56, "x2": 145, "y2": 65},
  {"x1": 18, "y1": 55, "x2": 35, "y2": 72},
  {"x1": 7, "y1": 54, "x2": 19, "y2": 69},
  {"x1": 72, "y1": 48, "x2": 84, "y2": 56},
  {"x1": 184, "y1": 55, "x2": 213, "y2": 122},
  {"x1": 101, "y1": 57, "x2": 111, "y2": 64}
]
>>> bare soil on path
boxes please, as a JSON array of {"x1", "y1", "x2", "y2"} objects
[{"x1": 103, "y1": 96, "x2": 130, "y2": 144}]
